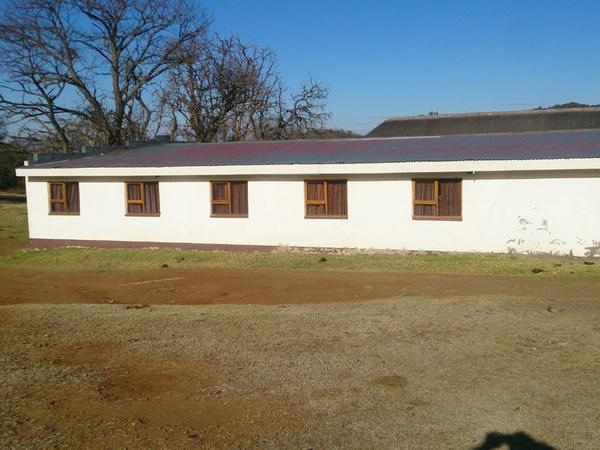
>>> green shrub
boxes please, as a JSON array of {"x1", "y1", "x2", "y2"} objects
[{"x1": 0, "y1": 148, "x2": 28, "y2": 191}]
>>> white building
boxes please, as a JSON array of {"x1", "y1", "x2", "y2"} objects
[{"x1": 16, "y1": 129, "x2": 600, "y2": 257}]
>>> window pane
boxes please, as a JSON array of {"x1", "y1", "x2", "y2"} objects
[
  {"x1": 128, "y1": 203, "x2": 143, "y2": 214},
  {"x1": 438, "y1": 179, "x2": 461, "y2": 217},
  {"x1": 50, "y1": 201, "x2": 65, "y2": 213},
  {"x1": 127, "y1": 183, "x2": 142, "y2": 201},
  {"x1": 144, "y1": 182, "x2": 160, "y2": 214},
  {"x1": 212, "y1": 204, "x2": 230, "y2": 215},
  {"x1": 66, "y1": 182, "x2": 80, "y2": 213},
  {"x1": 414, "y1": 203, "x2": 436, "y2": 217},
  {"x1": 414, "y1": 180, "x2": 435, "y2": 201},
  {"x1": 50, "y1": 183, "x2": 64, "y2": 201},
  {"x1": 212, "y1": 182, "x2": 228, "y2": 201},
  {"x1": 230, "y1": 182, "x2": 248, "y2": 215},
  {"x1": 306, "y1": 181, "x2": 325, "y2": 201},
  {"x1": 327, "y1": 181, "x2": 347, "y2": 216},
  {"x1": 306, "y1": 204, "x2": 326, "y2": 216}
]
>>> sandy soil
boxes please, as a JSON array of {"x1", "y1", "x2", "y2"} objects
[{"x1": 1, "y1": 268, "x2": 599, "y2": 449}]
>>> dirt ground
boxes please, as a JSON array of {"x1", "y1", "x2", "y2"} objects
[
  {"x1": 1, "y1": 267, "x2": 600, "y2": 306},
  {"x1": 1, "y1": 267, "x2": 599, "y2": 449}
]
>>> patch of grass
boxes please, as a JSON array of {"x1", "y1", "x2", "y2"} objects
[
  {"x1": 0, "y1": 202, "x2": 29, "y2": 256},
  {"x1": 0, "y1": 201, "x2": 598, "y2": 277},
  {"x1": 1, "y1": 246, "x2": 599, "y2": 278}
]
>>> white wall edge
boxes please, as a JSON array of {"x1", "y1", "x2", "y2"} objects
[{"x1": 16, "y1": 158, "x2": 600, "y2": 178}]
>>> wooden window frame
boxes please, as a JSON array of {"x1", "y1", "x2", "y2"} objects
[
  {"x1": 48, "y1": 182, "x2": 79, "y2": 215},
  {"x1": 125, "y1": 181, "x2": 160, "y2": 217},
  {"x1": 304, "y1": 179, "x2": 348, "y2": 219},
  {"x1": 412, "y1": 178, "x2": 462, "y2": 221},
  {"x1": 210, "y1": 181, "x2": 248, "y2": 218}
]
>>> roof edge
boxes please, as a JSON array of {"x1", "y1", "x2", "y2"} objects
[
  {"x1": 382, "y1": 107, "x2": 600, "y2": 123},
  {"x1": 16, "y1": 158, "x2": 600, "y2": 178}
]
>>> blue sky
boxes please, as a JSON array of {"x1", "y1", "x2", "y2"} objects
[{"x1": 203, "y1": 0, "x2": 600, "y2": 133}]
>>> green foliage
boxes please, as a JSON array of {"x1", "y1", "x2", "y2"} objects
[
  {"x1": 534, "y1": 102, "x2": 600, "y2": 110},
  {"x1": 0, "y1": 147, "x2": 27, "y2": 190},
  {"x1": 296, "y1": 128, "x2": 362, "y2": 139}
]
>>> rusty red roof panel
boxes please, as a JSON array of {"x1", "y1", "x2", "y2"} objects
[{"x1": 27, "y1": 129, "x2": 600, "y2": 169}]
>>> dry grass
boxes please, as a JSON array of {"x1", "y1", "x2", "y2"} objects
[{"x1": 2, "y1": 295, "x2": 599, "y2": 448}]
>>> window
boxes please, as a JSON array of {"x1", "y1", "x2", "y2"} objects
[
  {"x1": 48, "y1": 182, "x2": 79, "y2": 214},
  {"x1": 125, "y1": 182, "x2": 160, "y2": 216},
  {"x1": 413, "y1": 178, "x2": 462, "y2": 220},
  {"x1": 305, "y1": 180, "x2": 347, "y2": 218},
  {"x1": 211, "y1": 181, "x2": 248, "y2": 217}
]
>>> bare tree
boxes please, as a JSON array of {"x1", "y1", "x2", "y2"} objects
[
  {"x1": 263, "y1": 79, "x2": 330, "y2": 140},
  {"x1": 163, "y1": 35, "x2": 331, "y2": 142},
  {"x1": 0, "y1": 0, "x2": 209, "y2": 151}
]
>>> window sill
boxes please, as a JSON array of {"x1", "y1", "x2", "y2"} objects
[
  {"x1": 210, "y1": 214, "x2": 249, "y2": 218},
  {"x1": 305, "y1": 215, "x2": 348, "y2": 220},
  {"x1": 125, "y1": 213, "x2": 161, "y2": 217},
  {"x1": 412, "y1": 215, "x2": 462, "y2": 221},
  {"x1": 48, "y1": 212, "x2": 80, "y2": 216}
]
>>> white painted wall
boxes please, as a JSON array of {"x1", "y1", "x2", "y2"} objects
[{"x1": 24, "y1": 171, "x2": 600, "y2": 256}]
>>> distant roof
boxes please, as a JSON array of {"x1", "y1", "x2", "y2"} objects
[
  {"x1": 367, "y1": 107, "x2": 600, "y2": 138},
  {"x1": 23, "y1": 129, "x2": 600, "y2": 169}
]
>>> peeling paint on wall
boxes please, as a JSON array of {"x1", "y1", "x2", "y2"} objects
[
  {"x1": 550, "y1": 239, "x2": 566, "y2": 245},
  {"x1": 585, "y1": 241, "x2": 600, "y2": 257},
  {"x1": 511, "y1": 215, "x2": 572, "y2": 256}
]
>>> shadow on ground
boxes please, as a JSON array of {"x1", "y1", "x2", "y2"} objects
[{"x1": 472, "y1": 431, "x2": 555, "y2": 450}]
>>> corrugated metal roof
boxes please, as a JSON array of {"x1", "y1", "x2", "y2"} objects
[
  {"x1": 24, "y1": 129, "x2": 600, "y2": 169},
  {"x1": 366, "y1": 107, "x2": 600, "y2": 137}
]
